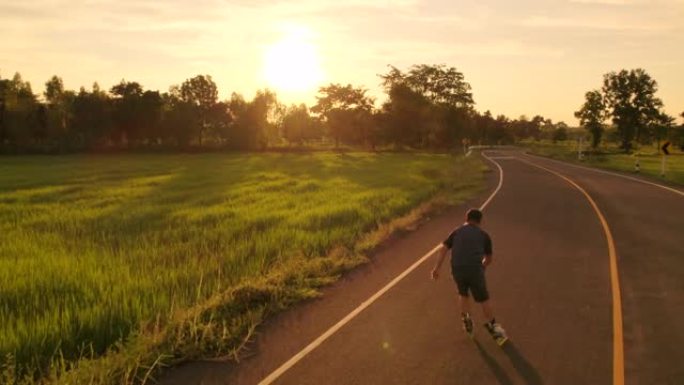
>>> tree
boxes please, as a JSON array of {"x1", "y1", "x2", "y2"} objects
[
  {"x1": 539, "y1": 118, "x2": 555, "y2": 141},
  {"x1": 312, "y1": 84, "x2": 374, "y2": 147},
  {"x1": 492, "y1": 115, "x2": 514, "y2": 144},
  {"x1": 380, "y1": 83, "x2": 431, "y2": 147},
  {"x1": 575, "y1": 90, "x2": 605, "y2": 148},
  {"x1": 229, "y1": 90, "x2": 279, "y2": 150},
  {"x1": 44, "y1": 75, "x2": 64, "y2": 103},
  {"x1": 161, "y1": 89, "x2": 197, "y2": 148},
  {"x1": 180, "y1": 75, "x2": 218, "y2": 146},
  {"x1": 509, "y1": 115, "x2": 545, "y2": 141},
  {"x1": 602, "y1": 69, "x2": 664, "y2": 151},
  {"x1": 676, "y1": 111, "x2": 684, "y2": 150},
  {"x1": 110, "y1": 80, "x2": 144, "y2": 146},
  {"x1": 206, "y1": 101, "x2": 232, "y2": 145},
  {"x1": 44, "y1": 75, "x2": 73, "y2": 144},
  {"x1": 281, "y1": 104, "x2": 321, "y2": 145},
  {"x1": 0, "y1": 76, "x2": 8, "y2": 146},
  {"x1": 552, "y1": 122, "x2": 569, "y2": 143},
  {"x1": 71, "y1": 83, "x2": 112, "y2": 148},
  {"x1": 651, "y1": 113, "x2": 675, "y2": 150},
  {"x1": 110, "y1": 85, "x2": 164, "y2": 147},
  {"x1": 139, "y1": 91, "x2": 164, "y2": 145},
  {"x1": 380, "y1": 64, "x2": 474, "y2": 109},
  {"x1": 1, "y1": 73, "x2": 39, "y2": 148},
  {"x1": 379, "y1": 64, "x2": 476, "y2": 148}
]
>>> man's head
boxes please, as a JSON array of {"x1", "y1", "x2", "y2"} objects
[{"x1": 466, "y1": 208, "x2": 483, "y2": 225}]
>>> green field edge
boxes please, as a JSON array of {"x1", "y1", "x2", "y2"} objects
[
  {"x1": 2, "y1": 155, "x2": 488, "y2": 385},
  {"x1": 521, "y1": 146, "x2": 684, "y2": 188}
]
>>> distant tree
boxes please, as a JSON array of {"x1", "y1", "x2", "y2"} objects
[
  {"x1": 110, "y1": 80, "x2": 143, "y2": 98},
  {"x1": 33, "y1": 104, "x2": 49, "y2": 145},
  {"x1": 71, "y1": 83, "x2": 112, "y2": 147},
  {"x1": 511, "y1": 115, "x2": 541, "y2": 140},
  {"x1": 380, "y1": 83, "x2": 431, "y2": 147},
  {"x1": 651, "y1": 113, "x2": 675, "y2": 150},
  {"x1": 230, "y1": 90, "x2": 279, "y2": 150},
  {"x1": 227, "y1": 92, "x2": 248, "y2": 148},
  {"x1": 492, "y1": 115, "x2": 515, "y2": 144},
  {"x1": 44, "y1": 75, "x2": 64, "y2": 102},
  {"x1": 380, "y1": 64, "x2": 474, "y2": 109},
  {"x1": 463, "y1": 110, "x2": 516, "y2": 146},
  {"x1": 552, "y1": 122, "x2": 569, "y2": 143},
  {"x1": 539, "y1": 118, "x2": 555, "y2": 141},
  {"x1": 281, "y1": 104, "x2": 322, "y2": 145},
  {"x1": 162, "y1": 88, "x2": 197, "y2": 148},
  {"x1": 676, "y1": 111, "x2": 684, "y2": 150},
  {"x1": 180, "y1": 75, "x2": 218, "y2": 146},
  {"x1": 312, "y1": 84, "x2": 374, "y2": 147},
  {"x1": 108, "y1": 86, "x2": 165, "y2": 147},
  {"x1": 44, "y1": 76, "x2": 73, "y2": 144},
  {"x1": 0, "y1": 76, "x2": 8, "y2": 146},
  {"x1": 575, "y1": 90, "x2": 605, "y2": 148},
  {"x1": 110, "y1": 80, "x2": 144, "y2": 146},
  {"x1": 379, "y1": 64, "x2": 476, "y2": 148},
  {"x1": 508, "y1": 115, "x2": 544, "y2": 141},
  {"x1": 139, "y1": 91, "x2": 164, "y2": 145},
  {"x1": 602, "y1": 69, "x2": 664, "y2": 151},
  {"x1": 1, "y1": 73, "x2": 39, "y2": 148},
  {"x1": 206, "y1": 101, "x2": 232, "y2": 145}
]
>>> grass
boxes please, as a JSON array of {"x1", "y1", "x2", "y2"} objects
[
  {"x1": 0, "y1": 152, "x2": 486, "y2": 384},
  {"x1": 522, "y1": 140, "x2": 684, "y2": 186}
]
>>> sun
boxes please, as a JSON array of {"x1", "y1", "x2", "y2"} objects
[{"x1": 262, "y1": 26, "x2": 324, "y2": 94}]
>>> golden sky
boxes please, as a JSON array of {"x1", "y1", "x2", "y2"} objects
[{"x1": 1, "y1": 0, "x2": 683, "y2": 124}]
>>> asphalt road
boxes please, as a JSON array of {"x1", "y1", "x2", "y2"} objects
[{"x1": 160, "y1": 150, "x2": 684, "y2": 385}]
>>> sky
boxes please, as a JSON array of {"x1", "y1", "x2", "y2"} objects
[{"x1": 1, "y1": 0, "x2": 683, "y2": 124}]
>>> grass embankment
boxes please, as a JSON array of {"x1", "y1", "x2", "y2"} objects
[
  {"x1": 0, "y1": 152, "x2": 486, "y2": 384},
  {"x1": 522, "y1": 140, "x2": 684, "y2": 186}
]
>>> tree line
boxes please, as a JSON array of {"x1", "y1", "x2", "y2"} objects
[
  {"x1": 1, "y1": 65, "x2": 680, "y2": 153},
  {"x1": 575, "y1": 68, "x2": 684, "y2": 151}
]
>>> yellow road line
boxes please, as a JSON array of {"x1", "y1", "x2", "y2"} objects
[{"x1": 519, "y1": 157, "x2": 624, "y2": 385}]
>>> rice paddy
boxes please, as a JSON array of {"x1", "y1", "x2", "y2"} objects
[{"x1": 0, "y1": 152, "x2": 485, "y2": 383}]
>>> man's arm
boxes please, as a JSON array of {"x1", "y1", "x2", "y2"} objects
[
  {"x1": 431, "y1": 244, "x2": 449, "y2": 280},
  {"x1": 482, "y1": 253, "x2": 493, "y2": 268},
  {"x1": 482, "y1": 232, "x2": 493, "y2": 268}
]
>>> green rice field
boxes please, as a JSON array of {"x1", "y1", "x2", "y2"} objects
[{"x1": 0, "y1": 152, "x2": 485, "y2": 383}]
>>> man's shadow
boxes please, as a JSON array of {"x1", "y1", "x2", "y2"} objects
[
  {"x1": 474, "y1": 338, "x2": 514, "y2": 385},
  {"x1": 501, "y1": 341, "x2": 544, "y2": 385},
  {"x1": 473, "y1": 338, "x2": 543, "y2": 385}
]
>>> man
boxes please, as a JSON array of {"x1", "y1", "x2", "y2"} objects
[{"x1": 431, "y1": 208, "x2": 507, "y2": 345}]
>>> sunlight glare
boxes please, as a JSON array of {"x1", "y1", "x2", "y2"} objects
[{"x1": 262, "y1": 26, "x2": 324, "y2": 94}]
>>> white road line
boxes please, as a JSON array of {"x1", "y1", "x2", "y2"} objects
[
  {"x1": 257, "y1": 153, "x2": 505, "y2": 385},
  {"x1": 523, "y1": 152, "x2": 684, "y2": 197},
  {"x1": 480, "y1": 152, "x2": 504, "y2": 210}
]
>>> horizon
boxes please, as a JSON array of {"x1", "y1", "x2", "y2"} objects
[{"x1": 2, "y1": 0, "x2": 683, "y2": 124}]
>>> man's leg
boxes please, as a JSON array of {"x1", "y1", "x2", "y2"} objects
[
  {"x1": 470, "y1": 269, "x2": 506, "y2": 343},
  {"x1": 459, "y1": 295, "x2": 471, "y2": 315},
  {"x1": 479, "y1": 300, "x2": 494, "y2": 321},
  {"x1": 459, "y1": 295, "x2": 474, "y2": 335}
]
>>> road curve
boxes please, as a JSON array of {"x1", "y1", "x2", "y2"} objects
[{"x1": 160, "y1": 150, "x2": 683, "y2": 385}]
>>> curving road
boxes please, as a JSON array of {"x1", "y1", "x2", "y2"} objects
[{"x1": 160, "y1": 150, "x2": 684, "y2": 385}]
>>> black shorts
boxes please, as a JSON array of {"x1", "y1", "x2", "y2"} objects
[{"x1": 451, "y1": 265, "x2": 489, "y2": 303}]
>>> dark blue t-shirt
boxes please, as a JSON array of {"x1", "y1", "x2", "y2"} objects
[{"x1": 443, "y1": 223, "x2": 492, "y2": 267}]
